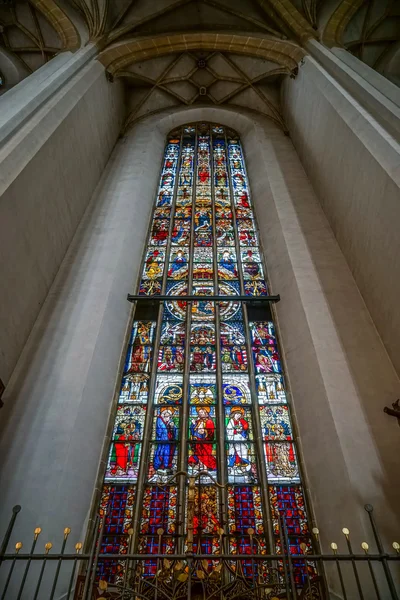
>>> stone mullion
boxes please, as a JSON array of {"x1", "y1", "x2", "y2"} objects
[
  {"x1": 211, "y1": 128, "x2": 228, "y2": 552},
  {"x1": 176, "y1": 126, "x2": 198, "y2": 553}
]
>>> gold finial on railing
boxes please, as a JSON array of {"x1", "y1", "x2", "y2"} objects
[
  {"x1": 63, "y1": 528, "x2": 71, "y2": 540},
  {"x1": 342, "y1": 528, "x2": 350, "y2": 539},
  {"x1": 45, "y1": 542, "x2": 52, "y2": 554},
  {"x1": 330, "y1": 542, "x2": 338, "y2": 554},
  {"x1": 361, "y1": 542, "x2": 369, "y2": 554},
  {"x1": 392, "y1": 542, "x2": 400, "y2": 554},
  {"x1": 99, "y1": 580, "x2": 108, "y2": 591},
  {"x1": 312, "y1": 527, "x2": 319, "y2": 541},
  {"x1": 34, "y1": 527, "x2": 42, "y2": 540},
  {"x1": 128, "y1": 528, "x2": 134, "y2": 537},
  {"x1": 75, "y1": 542, "x2": 83, "y2": 554},
  {"x1": 15, "y1": 542, "x2": 22, "y2": 553}
]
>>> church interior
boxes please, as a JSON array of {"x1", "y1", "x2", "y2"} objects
[{"x1": 0, "y1": 1, "x2": 400, "y2": 598}]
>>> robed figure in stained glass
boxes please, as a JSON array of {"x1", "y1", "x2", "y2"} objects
[
  {"x1": 265, "y1": 427, "x2": 298, "y2": 480},
  {"x1": 110, "y1": 422, "x2": 141, "y2": 476},
  {"x1": 226, "y1": 406, "x2": 251, "y2": 471},
  {"x1": 188, "y1": 406, "x2": 217, "y2": 471},
  {"x1": 154, "y1": 407, "x2": 178, "y2": 472}
]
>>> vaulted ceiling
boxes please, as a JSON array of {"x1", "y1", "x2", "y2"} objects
[{"x1": 1, "y1": 0, "x2": 399, "y2": 129}]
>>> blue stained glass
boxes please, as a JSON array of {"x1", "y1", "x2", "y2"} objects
[
  {"x1": 168, "y1": 248, "x2": 189, "y2": 279},
  {"x1": 223, "y1": 375, "x2": 252, "y2": 405}
]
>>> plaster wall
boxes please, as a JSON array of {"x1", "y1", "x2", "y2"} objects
[
  {"x1": 1, "y1": 105, "x2": 399, "y2": 597},
  {"x1": 0, "y1": 60, "x2": 125, "y2": 385},
  {"x1": 282, "y1": 54, "x2": 400, "y2": 380}
]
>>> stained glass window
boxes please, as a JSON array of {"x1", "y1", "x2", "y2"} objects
[{"x1": 97, "y1": 123, "x2": 313, "y2": 588}]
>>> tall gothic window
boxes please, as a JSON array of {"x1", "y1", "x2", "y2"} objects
[{"x1": 97, "y1": 123, "x2": 313, "y2": 589}]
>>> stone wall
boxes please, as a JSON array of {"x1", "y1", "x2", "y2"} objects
[
  {"x1": 0, "y1": 59, "x2": 125, "y2": 384},
  {"x1": 282, "y1": 52, "x2": 400, "y2": 379}
]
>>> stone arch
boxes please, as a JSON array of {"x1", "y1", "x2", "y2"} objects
[
  {"x1": 30, "y1": 0, "x2": 81, "y2": 50},
  {"x1": 322, "y1": 0, "x2": 364, "y2": 47},
  {"x1": 98, "y1": 32, "x2": 305, "y2": 76}
]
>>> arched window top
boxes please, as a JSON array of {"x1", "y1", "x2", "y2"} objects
[
  {"x1": 167, "y1": 122, "x2": 240, "y2": 140},
  {"x1": 95, "y1": 121, "x2": 313, "y2": 594}
]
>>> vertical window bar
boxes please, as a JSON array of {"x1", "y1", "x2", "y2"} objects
[
  {"x1": 211, "y1": 127, "x2": 228, "y2": 551},
  {"x1": 177, "y1": 125, "x2": 198, "y2": 554}
]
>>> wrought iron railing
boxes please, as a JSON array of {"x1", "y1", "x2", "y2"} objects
[{"x1": 0, "y1": 504, "x2": 399, "y2": 599}]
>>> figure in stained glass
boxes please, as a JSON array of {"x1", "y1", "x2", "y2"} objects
[
  {"x1": 216, "y1": 220, "x2": 235, "y2": 245},
  {"x1": 175, "y1": 205, "x2": 192, "y2": 219},
  {"x1": 109, "y1": 422, "x2": 141, "y2": 476},
  {"x1": 190, "y1": 345, "x2": 216, "y2": 372},
  {"x1": 261, "y1": 406, "x2": 292, "y2": 440},
  {"x1": 218, "y1": 249, "x2": 238, "y2": 279},
  {"x1": 191, "y1": 324, "x2": 215, "y2": 345},
  {"x1": 142, "y1": 256, "x2": 163, "y2": 281},
  {"x1": 221, "y1": 345, "x2": 247, "y2": 372},
  {"x1": 195, "y1": 208, "x2": 212, "y2": 230},
  {"x1": 131, "y1": 321, "x2": 155, "y2": 345},
  {"x1": 168, "y1": 249, "x2": 188, "y2": 279},
  {"x1": 238, "y1": 228, "x2": 257, "y2": 246},
  {"x1": 188, "y1": 406, "x2": 217, "y2": 471},
  {"x1": 253, "y1": 346, "x2": 281, "y2": 373},
  {"x1": 153, "y1": 407, "x2": 178, "y2": 473},
  {"x1": 158, "y1": 346, "x2": 184, "y2": 372},
  {"x1": 265, "y1": 442, "x2": 298, "y2": 482},
  {"x1": 193, "y1": 487, "x2": 219, "y2": 534},
  {"x1": 126, "y1": 344, "x2": 152, "y2": 373},
  {"x1": 151, "y1": 219, "x2": 170, "y2": 245},
  {"x1": 191, "y1": 296, "x2": 214, "y2": 321},
  {"x1": 171, "y1": 219, "x2": 191, "y2": 245},
  {"x1": 226, "y1": 406, "x2": 252, "y2": 475}
]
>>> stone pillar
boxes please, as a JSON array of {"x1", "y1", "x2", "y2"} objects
[{"x1": 281, "y1": 49, "x2": 400, "y2": 381}]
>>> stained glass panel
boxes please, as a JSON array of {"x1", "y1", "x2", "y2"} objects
[{"x1": 97, "y1": 124, "x2": 312, "y2": 590}]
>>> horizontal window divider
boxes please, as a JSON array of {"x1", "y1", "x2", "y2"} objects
[{"x1": 128, "y1": 294, "x2": 280, "y2": 303}]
